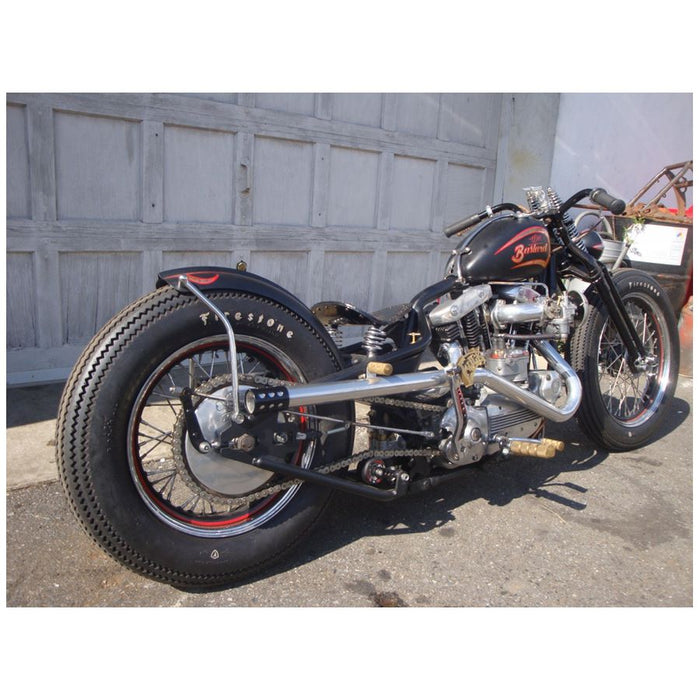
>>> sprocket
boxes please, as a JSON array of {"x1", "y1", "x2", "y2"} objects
[{"x1": 170, "y1": 374, "x2": 296, "y2": 508}]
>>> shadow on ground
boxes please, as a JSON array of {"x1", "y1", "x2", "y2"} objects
[
  {"x1": 6, "y1": 382, "x2": 66, "y2": 428},
  {"x1": 6, "y1": 386, "x2": 690, "y2": 604},
  {"x1": 217, "y1": 393, "x2": 691, "y2": 589}
]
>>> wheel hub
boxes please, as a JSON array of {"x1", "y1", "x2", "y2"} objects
[{"x1": 174, "y1": 377, "x2": 305, "y2": 498}]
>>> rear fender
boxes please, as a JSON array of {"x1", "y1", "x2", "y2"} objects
[{"x1": 157, "y1": 266, "x2": 336, "y2": 354}]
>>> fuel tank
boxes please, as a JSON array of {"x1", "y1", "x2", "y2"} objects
[{"x1": 459, "y1": 215, "x2": 551, "y2": 282}]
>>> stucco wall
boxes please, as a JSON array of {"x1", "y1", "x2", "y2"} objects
[
  {"x1": 550, "y1": 93, "x2": 693, "y2": 205},
  {"x1": 496, "y1": 93, "x2": 561, "y2": 205}
]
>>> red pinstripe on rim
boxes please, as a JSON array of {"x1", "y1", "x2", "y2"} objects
[{"x1": 131, "y1": 340, "x2": 308, "y2": 529}]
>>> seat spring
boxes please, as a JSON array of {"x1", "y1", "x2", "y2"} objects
[{"x1": 362, "y1": 325, "x2": 387, "y2": 356}]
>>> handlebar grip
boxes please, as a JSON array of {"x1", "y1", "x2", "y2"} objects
[
  {"x1": 590, "y1": 188, "x2": 626, "y2": 215},
  {"x1": 444, "y1": 211, "x2": 485, "y2": 238}
]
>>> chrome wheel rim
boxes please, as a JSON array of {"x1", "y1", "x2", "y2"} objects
[
  {"x1": 596, "y1": 294, "x2": 672, "y2": 427},
  {"x1": 127, "y1": 335, "x2": 315, "y2": 538}
]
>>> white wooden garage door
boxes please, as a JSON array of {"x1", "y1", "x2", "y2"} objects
[{"x1": 6, "y1": 93, "x2": 504, "y2": 383}]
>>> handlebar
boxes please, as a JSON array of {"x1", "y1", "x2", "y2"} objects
[
  {"x1": 589, "y1": 188, "x2": 626, "y2": 215},
  {"x1": 443, "y1": 203, "x2": 523, "y2": 238},
  {"x1": 444, "y1": 187, "x2": 626, "y2": 238},
  {"x1": 443, "y1": 211, "x2": 487, "y2": 238}
]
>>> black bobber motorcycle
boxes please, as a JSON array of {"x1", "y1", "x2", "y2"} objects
[{"x1": 56, "y1": 185, "x2": 679, "y2": 588}]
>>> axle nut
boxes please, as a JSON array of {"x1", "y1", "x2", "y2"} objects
[{"x1": 230, "y1": 434, "x2": 256, "y2": 452}]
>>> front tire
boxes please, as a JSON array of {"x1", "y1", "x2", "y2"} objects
[
  {"x1": 57, "y1": 286, "x2": 352, "y2": 588},
  {"x1": 569, "y1": 269, "x2": 679, "y2": 451}
]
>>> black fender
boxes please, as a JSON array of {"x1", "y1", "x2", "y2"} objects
[{"x1": 157, "y1": 266, "x2": 338, "y2": 355}]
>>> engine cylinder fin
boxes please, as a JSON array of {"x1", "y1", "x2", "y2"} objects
[
  {"x1": 435, "y1": 322, "x2": 462, "y2": 343},
  {"x1": 488, "y1": 406, "x2": 540, "y2": 432},
  {"x1": 463, "y1": 309, "x2": 484, "y2": 349}
]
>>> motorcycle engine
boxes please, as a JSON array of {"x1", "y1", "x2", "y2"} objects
[
  {"x1": 434, "y1": 283, "x2": 582, "y2": 467},
  {"x1": 488, "y1": 284, "x2": 582, "y2": 342},
  {"x1": 438, "y1": 397, "x2": 544, "y2": 466}
]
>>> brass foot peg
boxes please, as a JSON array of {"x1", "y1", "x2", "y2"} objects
[
  {"x1": 508, "y1": 438, "x2": 565, "y2": 459},
  {"x1": 366, "y1": 362, "x2": 393, "y2": 376}
]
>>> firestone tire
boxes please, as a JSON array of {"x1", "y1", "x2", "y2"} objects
[
  {"x1": 57, "y1": 286, "x2": 353, "y2": 589},
  {"x1": 568, "y1": 269, "x2": 679, "y2": 452}
]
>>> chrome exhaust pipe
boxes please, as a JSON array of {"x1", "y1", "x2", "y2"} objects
[
  {"x1": 473, "y1": 340, "x2": 581, "y2": 423},
  {"x1": 245, "y1": 341, "x2": 581, "y2": 423},
  {"x1": 245, "y1": 369, "x2": 449, "y2": 413}
]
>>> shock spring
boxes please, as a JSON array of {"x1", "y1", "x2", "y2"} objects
[{"x1": 363, "y1": 325, "x2": 387, "y2": 357}]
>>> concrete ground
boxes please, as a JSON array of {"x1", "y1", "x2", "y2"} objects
[{"x1": 5, "y1": 378, "x2": 694, "y2": 607}]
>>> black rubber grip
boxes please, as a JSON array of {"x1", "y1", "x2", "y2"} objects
[
  {"x1": 444, "y1": 211, "x2": 485, "y2": 237},
  {"x1": 590, "y1": 188, "x2": 626, "y2": 215}
]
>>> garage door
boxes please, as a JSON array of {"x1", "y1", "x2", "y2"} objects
[{"x1": 6, "y1": 93, "x2": 504, "y2": 383}]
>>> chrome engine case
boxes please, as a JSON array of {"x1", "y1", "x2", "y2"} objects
[{"x1": 439, "y1": 393, "x2": 543, "y2": 467}]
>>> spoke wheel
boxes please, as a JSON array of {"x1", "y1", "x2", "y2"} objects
[
  {"x1": 56, "y1": 287, "x2": 353, "y2": 588},
  {"x1": 128, "y1": 335, "x2": 315, "y2": 537},
  {"x1": 596, "y1": 298, "x2": 670, "y2": 426},
  {"x1": 569, "y1": 269, "x2": 679, "y2": 451}
]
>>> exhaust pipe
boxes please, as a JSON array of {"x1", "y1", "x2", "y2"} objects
[
  {"x1": 245, "y1": 341, "x2": 581, "y2": 423},
  {"x1": 244, "y1": 370, "x2": 449, "y2": 413},
  {"x1": 474, "y1": 341, "x2": 581, "y2": 423}
]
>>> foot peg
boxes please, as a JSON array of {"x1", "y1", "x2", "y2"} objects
[
  {"x1": 366, "y1": 362, "x2": 393, "y2": 377},
  {"x1": 507, "y1": 438, "x2": 565, "y2": 459}
]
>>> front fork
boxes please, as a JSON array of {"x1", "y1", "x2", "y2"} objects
[
  {"x1": 590, "y1": 265, "x2": 654, "y2": 373},
  {"x1": 553, "y1": 225, "x2": 654, "y2": 374}
]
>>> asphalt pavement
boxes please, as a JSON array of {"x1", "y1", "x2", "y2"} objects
[{"x1": 5, "y1": 378, "x2": 694, "y2": 607}]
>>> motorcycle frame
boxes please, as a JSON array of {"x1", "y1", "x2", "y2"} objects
[
  {"x1": 158, "y1": 223, "x2": 650, "y2": 406},
  {"x1": 154, "y1": 207, "x2": 649, "y2": 498}
]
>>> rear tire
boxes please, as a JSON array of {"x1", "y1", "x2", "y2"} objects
[
  {"x1": 57, "y1": 286, "x2": 352, "y2": 589},
  {"x1": 568, "y1": 269, "x2": 679, "y2": 451}
]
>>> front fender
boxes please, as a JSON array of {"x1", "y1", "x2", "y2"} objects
[{"x1": 157, "y1": 266, "x2": 336, "y2": 354}]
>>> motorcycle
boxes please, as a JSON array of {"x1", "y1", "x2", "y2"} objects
[{"x1": 56, "y1": 185, "x2": 679, "y2": 589}]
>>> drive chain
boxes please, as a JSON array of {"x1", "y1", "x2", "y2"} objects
[
  {"x1": 158, "y1": 372, "x2": 442, "y2": 513},
  {"x1": 165, "y1": 445, "x2": 440, "y2": 513},
  {"x1": 361, "y1": 396, "x2": 445, "y2": 413}
]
